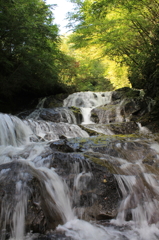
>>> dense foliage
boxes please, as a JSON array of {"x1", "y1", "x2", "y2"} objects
[
  {"x1": 60, "y1": 36, "x2": 130, "y2": 91},
  {"x1": 0, "y1": 0, "x2": 133, "y2": 112},
  {"x1": 2, "y1": 0, "x2": 159, "y2": 113},
  {"x1": 68, "y1": 0, "x2": 159, "y2": 100},
  {"x1": 0, "y1": 0, "x2": 64, "y2": 111}
]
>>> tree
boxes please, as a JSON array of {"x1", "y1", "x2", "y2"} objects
[
  {"x1": 0, "y1": 0, "x2": 63, "y2": 111},
  {"x1": 60, "y1": 36, "x2": 115, "y2": 91},
  {"x1": 68, "y1": 0, "x2": 159, "y2": 98}
]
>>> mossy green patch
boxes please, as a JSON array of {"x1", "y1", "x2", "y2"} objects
[
  {"x1": 80, "y1": 125, "x2": 104, "y2": 136},
  {"x1": 70, "y1": 106, "x2": 81, "y2": 115},
  {"x1": 96, "y1": 105, "x2": 116, "y2": 111},
  {"x1": 84, "y1": 154, "x2": 119, "y2": 174}
]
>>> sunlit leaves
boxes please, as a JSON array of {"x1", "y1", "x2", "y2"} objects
[
  {"x1": 59, "y1": 35, "x2": 130, "y2": 91},
  {"x1": 68, "y1": 0, "x2": 159, "y2": 95}
]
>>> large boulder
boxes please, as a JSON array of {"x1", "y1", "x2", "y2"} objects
[
  {"x1": 81, "y1": 122, "x2": 138, "y2": 136},
  {"x1": 91, "y1": 97, "x2": 150, "y2": 124},
  {"x1": 112, "y1": 87, "x2": 141, "y2": 101},
  {"x1": 51, "y1": 151, "x2": 120, "y2": 221}
]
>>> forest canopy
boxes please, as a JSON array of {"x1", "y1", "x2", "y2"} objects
[
  {"x1": 68, "y1": 0, "x2": 159, "y2": 99},
  {"x1": 0, "y1": 0, "x2": 65, "y2": 111},
  {"x1": 60, "y1": 36, "x2": 130, "y2": 91},
  {"x1": 1, "y1": 0, "x2": 159, "y2": 112}
]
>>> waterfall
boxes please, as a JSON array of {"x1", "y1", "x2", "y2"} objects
[
  {"x1": 57, "y1": 146, "x2": 159, "y2": 240},
  {"x1": 0, "y1": 90, "x2": 159, "y2": 240},
  {"x1": 0, "y1": 113, "x2": 32, "y2": 146},
  {"x1": 11, "y1": 180, "x2": 28, "y2": 240},
  {"x1": 24, "y1": 119, "x2": 89, "y2": 141},
  {"x1": 27, "y1": 107, "x2": 77, "y2": 124},
  {"x1": 80, "y1": 108, "x2": 94, "y2": 125},
  {"x1": 63, "y1": 92, "x2": 113, "y2": 108},
  {"x1": 64, "y1": 91, "x2": 113, "y2": 124},
  {"x1": 27, "y1": 162, "x2": 75, "y2": 223}
]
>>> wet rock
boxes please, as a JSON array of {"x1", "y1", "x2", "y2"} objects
[
  {"x1": 80, "y1": 125, "x2": 102, "y2": 136},
  {"x1": 125, "y1": 98, "x2": 149, "y2": 121},
  {"x1": 43, "y1": 94, "x2": 68, "y2": 108},
  {"x1": 50, "y1": 135, "x2": 137, "y2": 155},
  {"x1": 40, "y1": 108, "x2": 62, "y2": 122},
  {"x1": 32, "y1": 232, "x2": 72, "y2": 240},
  {"x1": 51, "y1": 151, "x2": 120, "y2": 220},
  {"x1": 91, "y1": 97, "x2": 149, "y2": 124},
  {"x1": 0, "y1": 161, "x2": 64, "y2": 237},
  {"x1": 39, "y1": 108, "x2": 77, "y2": 124},
  {"x1": 16, "y1": 95, "x2": 67, "y2": 119},
  {"x1": 50, "y1": 134, "x2": 159, "y2": 170},
  {"x1": 70, "y1": 106, "x2": 83, "y2": 124},
  {"x1": 2, "y1": 89, "x2": 159, "y2": 239},
  {"x1": 91, "y1": 105, "x2": 117, "y2": 124},
  {"x1": 50, "y1": 139, "x2": 75, "y2": 152},
  {"x1": 112, "y1": 87, "x2": 140, "y2": 101},
  {"x1": 17, "y1": 109, "x2": 36, "y2": 119},
  {"x1": 81, "y1": 122, "x2": 138, "y2": 136}
]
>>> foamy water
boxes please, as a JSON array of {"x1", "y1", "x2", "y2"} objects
[{"x1": 0, "y1": 91, "x2": 159, "y2": 240}]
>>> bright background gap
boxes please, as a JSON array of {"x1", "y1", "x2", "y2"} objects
[{"x1": 46, "y1": 0, "x2": 74, "y2": 34}]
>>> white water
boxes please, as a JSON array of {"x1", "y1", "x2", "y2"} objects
[
  {"x1": 24, "y1": 119, "x2": 89, "y2": 141},
  {"x1": 64, "y1": 92, "x2": 129, "y2": 125},
  {"x1": 115, "y1": 99, "x2": 125, "y2": 123},
  {"x1": 27, "y1": 162, "x2": 75, "y2": 223},
  {"x1": 80, "y1": 108, "x2": 94, "y2": 125},
  {"x1": 12, "y1": 180, "x2": 28, "y2": 240},
  {"x1": 0, "y1": 112, "x2": 89, "y2": 239},
  {"x1": 56, "y1": 151, "x2": 159, "y2": 240},
  {"x1": 57, "y1": 219, "x2": 140, "y2": 240},
  {"x1": 27, "y1": 107, "x2": 77, "y2": 124},
  {"x1": 137, "y1": 122, "x2": 151, "y2": 135},
  {"x1": 1, "y1": 91, "x2": 159, "y2": 240},
  {"x1": 0, "y1": 114, "x2": 32, "y2": 146},
  {"x1": 63, "y1": 92, "x2": 113, "y2": 108},
  {"x1": 64, "y1": 91, "x2": 113, "y2": 124}
]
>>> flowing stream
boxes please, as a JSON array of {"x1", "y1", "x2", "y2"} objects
[
  {"x1": 63, "y1": 91, "x2": 113, "y2": 125},
  {"x1": 0, "y1": 91, "x2": 159, "y2": 240}
]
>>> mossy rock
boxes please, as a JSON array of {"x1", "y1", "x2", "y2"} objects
[
  {"x1": 70, "y1": 106, "x2": 81, "y2": 114},
  {"x1": 82, "y1": 122, "x2": 138, "y2": 136},
  {"x1": 84, "y1": 153, "x2": 118, "y2": 174},
  {"x1": 43, "y1": 94, "x2": 68, "y2": 108},
  {"x1": 80, "y1": 125, "x2": 104, "y2": 136},
  {"x1": 69, "y1": 106, "x2": 83, "y2": 124}
]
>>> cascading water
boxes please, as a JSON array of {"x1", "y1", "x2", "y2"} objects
[
  {"x1": 63, "y1": 91, "x2": 113, "y2": 124},
  {"x1": 0, "y1": 90, "x2": 159, "y2": 240},
  {"x1": 56, "y1": 144, "x2": 159, "y2": 240},
  {"x1": 0, "y1": 113, "x2": 32, "y2": 146},
  {"x1": 80, "y1": 108, "x2": 94, "y2": 124}
]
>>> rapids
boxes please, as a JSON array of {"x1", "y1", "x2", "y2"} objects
[{"x1": 0, "y1": 90, "x2": 159, "y2": 240}]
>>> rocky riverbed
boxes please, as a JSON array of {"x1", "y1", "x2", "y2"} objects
[{"x1": 1, "y1": 88, "x2": 159, "y2": 240}]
